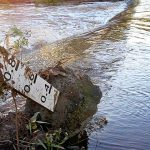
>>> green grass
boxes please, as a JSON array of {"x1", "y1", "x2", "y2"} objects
[{"x1": 35, "y1": 0, "x2": 60, "y2": 5}]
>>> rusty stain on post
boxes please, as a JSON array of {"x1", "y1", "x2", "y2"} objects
[{"x1": 0, "y1": 47, "x2": 60, "y2": 111}]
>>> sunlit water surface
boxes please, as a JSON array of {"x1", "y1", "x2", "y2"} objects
[
  {"x1": 0, "y1": 1, "x2": 126, "y2": 46},
  {"x1": 85, "y1": 0, "x2": 150, "y2": 149}
]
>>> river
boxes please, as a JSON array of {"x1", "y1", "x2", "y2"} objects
[
  {"x1": 0, "y1": 0, "x2": 150, "y2": 149},
  {"x1": 0, "y1": 1, "x2": 126, "y2": 47},
  {"x1": 86, "y1": 0, "x2": 150, "y2": 149}
]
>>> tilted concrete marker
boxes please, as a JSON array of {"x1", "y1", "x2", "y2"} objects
[{"x1": 0, "y1": 47, "x2": 59, "y2": 111}]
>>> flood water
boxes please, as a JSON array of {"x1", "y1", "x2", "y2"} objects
[
  {"x1": 0, "y1": 0, "x2": 150, "y2": 149},
  {"x1": 0, "y1": 1, "x2": 126, "y2": 46},
  {"x1": 85, "y1": 0, "x2": 150, "y2": 149}
]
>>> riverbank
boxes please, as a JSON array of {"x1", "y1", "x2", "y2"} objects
[
  {"x1": 0, "y1": 46, "x2": 102, "y2": 149},
  {"x1": 0, "y1": 0, "x2": 123, "y2": 4}
]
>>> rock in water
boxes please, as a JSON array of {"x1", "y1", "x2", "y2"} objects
[
  {"x1": 25, "y1": 66, "x2": 102, "y2": 133},
  {"x1": 0, "y1": 46, "x2": 101, "y2": 136}
]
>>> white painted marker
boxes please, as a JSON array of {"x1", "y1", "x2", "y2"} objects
[{"x1": 0, "y1": 48, "x2": 59, "y2": 111}]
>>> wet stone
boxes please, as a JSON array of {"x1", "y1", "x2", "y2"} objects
[{"x1": 25, "y1": 66, "x2": 102, "y2": 134}]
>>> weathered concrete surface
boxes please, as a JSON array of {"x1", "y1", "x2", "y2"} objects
[{"x1": 25, "y1": 66, "x2": 102, "y2": 133}]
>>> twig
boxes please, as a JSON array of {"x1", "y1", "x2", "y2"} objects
[{"x1": 12, "y1": 90, "x2": 20, "y2": 150}]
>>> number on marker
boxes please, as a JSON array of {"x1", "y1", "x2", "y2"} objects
[
  {"x1": 8, "y1": 58, "x2": 16, "y2": 67},
  {"x1": 41, "y1": 96, "x2": 46, "y2": 103},
  {"x1": 4, "y1": 72, "x2": 11, "y2": 81}
]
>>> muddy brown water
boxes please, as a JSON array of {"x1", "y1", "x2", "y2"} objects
[{"x1": 0, "y1": 0, "x2": 150, "y2": 149}]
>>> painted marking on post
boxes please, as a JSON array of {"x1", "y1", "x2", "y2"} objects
[{"x1": 0, "y1": 49, "x2": 59, "y2": 111}]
